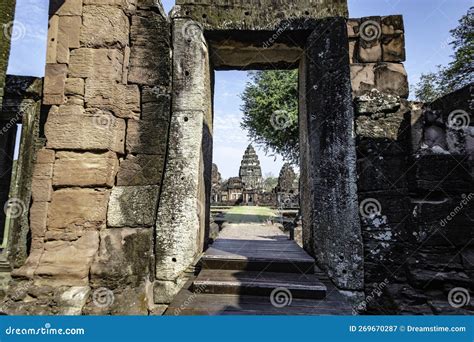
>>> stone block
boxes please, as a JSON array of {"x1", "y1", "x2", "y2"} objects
[
  {"x1": 350, "y1": 63, "x2": 375, "y2": 97},
  {"x1": 30, "y1": 202, "x2": 49, "y2": 240},
  {"x1": 69, "y1": 48, "x2": 123, "y2": 81},
  {"x1": 90, "y1": 228, "x2": 153, "y2": 288},
  {"x1": 65, "y1": 78, "x2": 85, "y2": 96},
  {"x1": 57, "y1": 16, "x2": 82, "y2": 64},
  {"x1": 43, "y1": 64, "x2": 67, "y2": 105},
  {"x1": 382, "y1": 34, "x2": 405, "y2": 62},
  {"x1": 128, "y1": 14, "x2": 171, "y2": 86},
  {"x1": 85, "y1": 79, "x2": 140, "y2": 119},
  {"x1": 125, "y1": 119, "x2": 168, "y2": 154},
  {"x1": 36, "y1": 149, "x2": 55, "y2": 164},
  {"x1": 53, "y1": 151, "x2": 119, "y2": 187},
  {"x1": 382, "y1": 15, "x2": 404, "y2": 35},
  {"x1": 374, "y1": 63, "x2": 409, "y2": 98},
  {"x1": 32, "y1": 163, "x2": 54, "y2": 180},
  {"x1": 408, "y1": 155, "x2": 472, "y2": 193},
  {"x1": 358, "y1": 41, "x2": 382, "y2": 63},
  {"x1": 116, "y1": 154, "x2": 165, "y2": 186},
  {"x1": 47, "y1": 189, "x2": 110, "y2": 230},
  {"x1": 141, "y1": 89, "x2": 171, "y2": 122},
  {"x1": 45, "y1": 106, "x2": 126, "y2": 153},
  {"x1": 107, "y1": 185, "x2": 159, "y2": 227},
  {"x1": 347, "y1": 19, "x2": 359, "y2": 38},
  {"x1": 34, "y1": 231, "x2": 99, "y2": 286},
  {"x1": 357, "y1": 156, "x2": 408, "y2": 191},
  {"x1": 80, "y1": 5, "x2": 129, "y2": 48},
  {"x1": 32, "y1": 178, "x2": 53, "y2": 202},
  {"x1": 46, "y1": 16, "x2": 59, "y2": 64}
]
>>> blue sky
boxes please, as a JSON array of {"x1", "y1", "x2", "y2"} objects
[{"x1": 6, "y1": 0, "x2": 471, "y2": 178}]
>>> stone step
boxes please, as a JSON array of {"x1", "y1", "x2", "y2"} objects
[{"x1": 192, "y1": 270, "x2": 326, "y2": 299}]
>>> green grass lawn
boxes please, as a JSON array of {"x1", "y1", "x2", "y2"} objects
[{"x1": 223, "y1": 206, "x2": 276, "y2": 224}]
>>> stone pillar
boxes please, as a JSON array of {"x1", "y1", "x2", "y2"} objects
[
  {"x1": 299, "y1": 17, "x2": 364, "y2": 291},
  {"x1": 154, "y1": 18, "x2": 212, "y2": 303},
  {"x1": 0, "y1": 0, "x2": 16, "y2": 105}
]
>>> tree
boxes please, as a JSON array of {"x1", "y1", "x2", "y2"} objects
[
  {"x1": 262, "y1": 172, "x2": 278, "y2": 192},
  {"x1": 241, "y1": 70, "x2": 299, "y2": 164},
  {"x1": 415, "y1": 6, "x2": 473, "y2": 102}
]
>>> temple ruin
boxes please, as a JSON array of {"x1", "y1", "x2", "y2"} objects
[{"x1": 0, "y1": 0, "x2": 471, "y2": 315}]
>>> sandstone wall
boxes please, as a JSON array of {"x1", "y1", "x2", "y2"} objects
[{"x1": 3, "y1": 0, "x2": 172, "y2": 315}]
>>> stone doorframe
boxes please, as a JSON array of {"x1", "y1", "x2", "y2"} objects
[{"x1": 155, "y1": 14, "x2": 364, "y2": 297}]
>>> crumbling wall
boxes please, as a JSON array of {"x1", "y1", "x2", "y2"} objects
[
  {"x1": 3, "y1": 0, "x2": 172, "y2": 315},
  {"x1": 351, "y1": 15, "x2": 473, "y2": 314}
]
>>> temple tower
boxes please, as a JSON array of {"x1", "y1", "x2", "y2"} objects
[{"x1": 239, "y1": 144, "x2": 262, "y2": 191}]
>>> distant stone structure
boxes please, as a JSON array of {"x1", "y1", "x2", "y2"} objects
[{"x1": 212, "y1": 146, "x2": 299, "y2": 208}]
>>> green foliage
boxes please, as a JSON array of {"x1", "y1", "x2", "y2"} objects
[
  {"x1": 415, "y1": 6, "x2": 473, "y2": 102},
  {"x1": 262, "y1": 173, "x2": 278, "y2": 192},
  {"x1": 240, "y1": 70, "x2": 299, "y2": 165}
]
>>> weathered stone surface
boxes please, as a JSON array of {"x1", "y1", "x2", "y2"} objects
[
  {"x1": 408, "y1": 155, "x2": 473, "y2": 193},
  {"x1": 125, "y1": 119, "x2": 169, "y2": 154},
  {"x1": 154, "y1": 19, "x2": 211, "y2": 283},
  {"x1": 43, "y1": 64, "x2": 67, "y2": 105},
  {"x1": 65, "y1": 78, "x2": 85, "y2": 96},
  {"x1": 31, "y1": 178, "x2": 53, "y2": 202},
  {"x1": 128, "y1": 13, "x2": 171, "y2": 86},
  {"x1": 90, "y1": 228, "x2": 153, "y2": 288},
  {"x1": 46, "y1": 15, "x2": 59, "y2": 64},
  {"x1": 350, "y1": 63, "x2": 375, "y2": 96},
  {"x1": 34, "y1": 231, "x2": 99, "y2": 286},
  {"x1": 374, "y1": 63, "x2": 409, "y2": 98},
  {"x1": 382, "y1": 34, "x2": 405, "y2": 62},
  {"x1": 69, "y1": 48, "x2": 123, "y2": 81},
  {"x1": 381, "y1": 15, "x2": 404, "y2": 35},
  {"x1": 57, "y1": 286, "x2": 91, "y2": 315},
  {"x1": 116, "y1": 154, "x2": 165, "y2": 186},
  {"x1": 36, "y1": 149, "x2": 55, "y2": 164},
  {"x1": 80, "y1": 5, "x2": 129, "y2": 48},
  {"x1": 85, "y1": 79, "x2": 140, "y2": 119},
  {"x1": 107, "y1": 186, "x2": 159, "y2": 227},
  {"x1": 45, "y1": 106, "x2": 126, "y2": 153},
  {"x1": 48, "y1": 189, "x2": 110, "y2": 230},
  {"x1": 153, "y1": 279, "x2": 187, "y2": 304},
  {"x1": 29, "y1": 202, "x2": 49, "y2": 242},
  {"x1": 141, "y1": 89, "x2": 171, "y2": 122},
  {"x1": 57, "y1": 16, "x2": 82, "y2": 63},
  {"x1": 84, "y1": 0, "x2": 137, "y2": 10},
  {"x1": 53, "y1": 151, "x2": 118, "y2": 187},
  {"x1": 351, "y1": 62, "x2": 408, "y2": 98}
]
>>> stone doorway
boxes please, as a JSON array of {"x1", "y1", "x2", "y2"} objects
[{"x1": 155, "y1": 14, "x2": 364, "y2": 296}]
